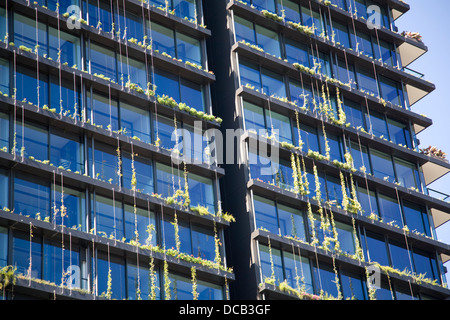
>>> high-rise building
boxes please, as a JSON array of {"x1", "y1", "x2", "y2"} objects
[
  {"x1": 0, "y1": 0, "x2": 233, "y2": 300},
  {"x1": 206, "y1": 0, "x2": 450, "y2": 300},
  {"x1": 0, "y1": 0, "x2": 450, "y2": 302}
]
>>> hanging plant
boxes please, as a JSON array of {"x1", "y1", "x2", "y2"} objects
[
  {"x1": 163, "y1": 260, "x2": 171, "y2": 300},
  {"x1": 332, "y1": 257, "x2": 343, "y2": 300},
  {"x1": 183, "y1": 163, "x2": 190, "y2": 208},
  {"x1": 105, "y1": 267, "x2": 112, "y2": 300},
  {"x1": 313, "y1": 164, "x2": 321, "y2": 202},
  {"x1": 130, "y1": 152, "x2": 137, "y2": 191},
  {"x1": 149, "y1": 255, "x2": 157, "y2": 300},
  {"x1": 321, "y1": 124, "x2": 330, "y2": 161},
  {"x1": 191, "y1": 266, "x2": 198, "y2": 300},
  {"x1": 352, "y1": 217, "x2": 364, "y2": 262},
  {"x1": 295, "y1": 111, "x2": 304, "y2": 151},
  {"x1": 213, "y1": 221, "x2": 222, "y2": 267},
  {"x1": 172, "y1": 212, "x2": 181, "y2": 252},
  {"x1": 291, "y1": 153, "x2": 299, "y2": 194},
  {"x1": 340, "y1": 171, "x2": 349, "y2": 211},
  {"x1": 307, "y1": 202, "x2": 318, "y2": 246},
  {"x1": 266, "y1": 237, "x2": 276, "y2": 285}
]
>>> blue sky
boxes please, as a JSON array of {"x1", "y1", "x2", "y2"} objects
[{"x1": 396, "y1": 0, "x2": 450, "y2": 280}]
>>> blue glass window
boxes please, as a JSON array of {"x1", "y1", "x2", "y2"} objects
[
  {"x1": 248, "y1": 150, "x2": 274, "y2": 183},
  {"x1": 285, "y1": 39, "x2": 309, "y2": 66},
  {"x1": 277, "y1": 0, "x2": 300, "y2": 23},
  {"x1": 90, "y1": 42, "x2": 117, "y2": 81},
  {"x1": 14, "y1": 173, "x2": 50, "y2": 220},
  {"x1": 326, "y1": 175, "x2": 344, "y2": 206},
  {"x1": 255, "y1": 24, "x2": 281, "y2": 57},
  {"x1": 283, "y1": 252, "x2": 313, "y2": 293},
  {"x1": 192, "y1": 224, "x2": 215, "y2": 261},
  {"x1": 336, "y1": 221, "x2": 355, "y2": 255},
  {"x1": 374, "y1": 39, "x2": 397, "y2": 68},
  {"x1": 0, "y1": 8, "x2": 6, "y2": 43},
  {"x1": 356, "y1": 66, "x2": 378, "y2": 96},
  {"x1": 378, "y1": 193, "x2": 403, "y2": 227},
  {"x1": 387, "y1": 118, "x2": 412, "y2": 149},
  {"x1": 351, "y1": 142, "x2": 371, "y2": 173},
  {"x1": 394, "y1": 158, "x2": 420, "y2": 190},
  {"x1": 289, "y1": 80, "x2": 312, "y2": 110},
  {"x1": 337, "y1": 59, "x2": 356, "y2": 89},
  {"x1": 120, "y1": 102, "x2": 151, "y2": 144},
  {"x1": 332, "y1": 21, "x2": 351, "y2": 48},
  {"x1": 92, "y1": 142, "x2": 120, "y2": 185},
  {"x1": 301, "y1": 6, "x2": 323, "y2": 36},
  {"x1": 352, "y1": 30, "x2": 373, "y2": 58},
  {"x1": 379, "y1": 75, "x2": 404, "y2": 107},
  {"x1": 173, "y1": 0, "x2": 197, "y2": 21},
  {"x1": 243, "y1": 100, "x2": 265, "y2": 133},
  {"x1": 44, "y1": 239, "x2": 80, "y2": 287},
  {"x1": 197, "y1": 280, "x2": 224, "y2": 300},
  {"x1": 94, "y1": 194, "x2": 124, "y2": 240},
  {"x1": 340, "y1": 270, "x2": 366, "y2": 300},
  {"x1": 49, "y1": 27, "x2": 81, "y2": 68},
  {"x1": 13, "y1": 13, "x2": 47, "y2": 55},
  {"x1": 127, "y1": 262, "x2": 161, "y2": 300},
  {"x1": 150, "y1": 22, "x2": 176, "y2": 57},
  {"x1": 299, "y1": 123, "x2": 320, "y2": 153},
  {"x1": 84, "y1": 0, "x2": 113, "y2": 32},
  {"x1": 156, "y1": 162, "x2": 182, "y2": 198},
  {"x1": 254, "y1": 196, "x2": 278, "y2": 234},
  {"x1": 239, "y1": 60, "x2": 261, "y2": 90},
  {"x1": 313, "y1": 263, "x2": 339, "y2": 297},
  {"x1": 96, "y1": 252, "x2": 126, "y2": 299},
  {"x1": 389, "y1": 240, "x2": 412, "y2": 273},
  {"x1": 412, "y1": 248, "x2": 440, "y2": 284},
  {"x1": 177, "y1": 31, "x2": 202, "y2": 66},
  {"x1": 50, "y1": 76, "x2": 82, "y2": 117},
  {"x1": 357, "y1": 186, "x2": 379, "y2": 218},
  {"x1": 403, "y1": 201, "x2": 430, "y2": 237},
  {"x1": 0, "y1": 57, "x2": 9, "y2": 94},
  {"x1": 153, "y1": 115, "x2": 181, "y2": 151},
  {"x1": 189, "y1": 173, "x2": 215, "y2": 213},
  {"x1": 266, "y1": 111, "x2": 292, "y2": 144},
  {"x1": 163, "y1": 216, "x2": 192, "y2": 254},
  {"x1": 166, "y1": 273, "x2": 192, "y2": 300},
  {"x1": 0, "y1": 168, "x2": 7, "y2": 210},
  {"x1": 122, "y1": 153, "x2": 154, "y2": 194},
  {"x1": 344, "y1": 99, "x2": 364, "y2": 129},
  {"x1": 154, "y1": 69, "x2": 180, "y2": 102},
  {"x1": 180, "y1": 78, "x2": 205, "y2": 112},
  {"x1": 48, "y1": 0, "x2": 79, "y2": 13},
  {"x1": 309, "y1": 51, "x2": 331, "y2": 77},
  {"x1": 124, "y1": 204, "x2": 156, "y2": 246},
  {"x1": 235, "y1": 15, "x2": 256, "y2": 45},
  {"x1": 13, "y1": 230, "x2": 42, "y2": 278},
  {"x1": 369, "y1": 149, "x2": 395, "y2": 183},
  {"x1": 0, "y1": 112, "x2": 9, "y2": 152},
  {"x1": 50, "y1": 129, "x2": 84, "y2": 174},
  {"x1": 259, "y1": 244, "x2": 283, "y2": 284},
  {"x1": 16, "y1": 122, "x2": 48, "y2": 162},
  {"x1": 0, "y1": 226, "x2": 7, "y2": 267},
  {"x1": 252, "y1": 0, "x2": 276, "y2": 11},
  {"x1": 277, "y1": 204, "x2": 305, "y2": 240},
  {"x1": 16, "y1": 66, "x2": 48, "y2": 107},
  {"x1": 366, "y1": 110, "x2": 388, "y2": 138},
  {"x1": 118, "y1": 55, "x2": 147, "y2": 89},
  {"x1": 116, "y1": 9, "x2": 144, "y2": 41},
  {"x1": 87, "y1": 92, "x2": 119, "y2": 132},
  {"x1": 52, "y1": 185, "x2": 85, "y2": 230},
  {"x1": 364, "y1": 231, "x2": 389, "y2": 266}
]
